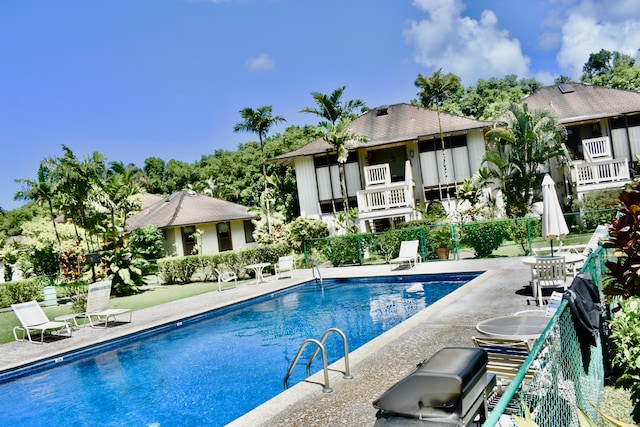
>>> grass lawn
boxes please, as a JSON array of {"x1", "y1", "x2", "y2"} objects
[{"x1": 0, "y1": 279, "x2": 244, "y2": 345}]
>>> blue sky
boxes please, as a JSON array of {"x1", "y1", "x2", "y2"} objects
[{"x1": 1, "y1": 0, "x2": 639, "y2": 211}]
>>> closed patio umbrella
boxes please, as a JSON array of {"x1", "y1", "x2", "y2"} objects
[{"x1": 541, "y1": 174, "x2": 569, "y2": 256}]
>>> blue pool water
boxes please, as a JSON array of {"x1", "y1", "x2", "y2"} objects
[{"x1": 0, "y1": 272, "x2": 479, "y2": 426}]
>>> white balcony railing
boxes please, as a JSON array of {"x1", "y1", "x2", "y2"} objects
[
  {"x1": 573, "y1": 158, "x2": 630, "y2": 186},
  {"x1": 357, "y1": 183, "x2": 414, "y2": 213},
  {"x1": 582, "y1": 136, "x2": 611, "y2": 162},
  {"x1": 364, "y1": 164, "x2": 391, "y2": 187}
]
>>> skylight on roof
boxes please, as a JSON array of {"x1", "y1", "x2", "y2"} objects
[{"x1": 559, "y1": 83, "x2": 575, "y2": 94}]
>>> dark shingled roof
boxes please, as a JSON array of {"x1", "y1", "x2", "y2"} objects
[
  {"x1": 270, "y1": 103, "x2": 493, "y2": 163},
  {"x1": 522, "y1": 83, "x2": 640, "y2": 124},
  {"x1": 126, "y1": 190, "x2": 256, "y2": 232}
]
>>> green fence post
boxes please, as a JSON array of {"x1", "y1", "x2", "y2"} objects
[
  {"x1": 303, "y1": 239, "x2": 308, "y2": 268},
  {"x1": 357, "y1": 235, "x2": 363, "y2": 265},
  {"x1": 526, "y1": 217, "x2": 532, "y2": 255}
]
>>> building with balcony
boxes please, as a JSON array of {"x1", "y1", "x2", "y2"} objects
[
  {"x1": 522, "y1": 82, "x2": 640, "y2": 201},
  {"x1": 270, "y1": 103, "x2": 493, "y2": 233},
  {"x1": 271, "y1": 85, "x2": 640, "y2": 235}
]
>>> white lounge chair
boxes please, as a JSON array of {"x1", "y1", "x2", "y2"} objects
[
  {"x1": 274, "y1": 256, "x2": 295, "y2": 279},
  {"x1": 389, "y1": 240, "x2": 421, "y2": 269},
  {"x1": 85, "y1": 281, "x2": 132, "y2": 328},
  {"x1": 11, "y1": 300, "x2": 72, "y2": 343},
  {"x1": 532, "y1": 256, "x2": 569, "y2": 306},
  {"x1": 215, "y1": 267, "x2": 238, "y2": 291}
]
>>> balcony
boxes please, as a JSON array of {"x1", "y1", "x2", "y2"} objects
[
  {"x1": 357, "y1": 183, "x2": 415, "y2": 213},
  {"x1": 570, "y1": 136, "x2": 632, "y2": 196}
]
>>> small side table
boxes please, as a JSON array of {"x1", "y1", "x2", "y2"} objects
[
  {"x1": 244, "y1": 262, "x2": 271, "y2": 285},
  {"x1": 55, "y1": 313, "x2": 87, "y2": 329}
]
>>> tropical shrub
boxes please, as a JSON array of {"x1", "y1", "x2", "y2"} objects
[
  {"x1": 603, "y1": 182, "x2": 640, "y2": 298},
  {"x1": 573, "y1": 188, "x2": 620, "y2": 231},
  {"x1": 285, "y1": 216, "x2": 329, "y2": 252},
  {"x1": 608, "y1": 297, "x2": 640, "y2": 423},
  {"x1": 0, "y1": 276, "x2": 49, "y2": 306},
  {"x1": 507, "y1": 218, "x2": 540, "y2": 256},
  {"x1": 461, "y1": 220, "x2": 509, "y2": 257},
  {"x1": 105, "y1": 247, "x2": 144, "y2": 296},
  {"x1": 128, "y1": 225, "x2": 165, "y2": 260}
]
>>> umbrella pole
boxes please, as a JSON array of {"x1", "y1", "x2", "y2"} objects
[{"x1": 550, "y1": 239, "x2": 554, "y2": 256}]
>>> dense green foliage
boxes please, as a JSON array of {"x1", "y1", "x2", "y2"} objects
[
  {"x1": 483, "y1": 103, "x2": 567, "y2": 218},
  {"x1": 573, "y1": 189, "x2": 621, "y2": 230},
  {"x1": 608, "y1": 297, "x2": 640, "y2": 423},
  {"x1": 128, "y1": 225, "x2": 166, "y2": 260},
  {"x1": 460, "y1": 220, "x2": 510, "y2": 257},
  {"x1": 156, "y1": 243, "x2": 289, "y2": 284},
  {"x1": 604, "y1": 182, "x2": 640, "y2": 298}
]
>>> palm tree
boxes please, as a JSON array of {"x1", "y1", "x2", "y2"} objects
[
  {"x1": 320, "y1": 118, "x2": 367, "y2": 211},
  {"x1": 15, "y1": 163, "x2": 62, "y2": 247},
  {"x1": 483, "y1": 103, "x2": 567, "y2": 218},
  {"x1": 415, "y1": 69, "x2": 461, "y2": 207},
  {"x1": 233, "y1": 106, "x2": 286, "y2": 232},
  {"x1": 300, "y1": 86, "x2": 368, "y2": 212},
  {"x1": 299, "y1": 85, "x2": 368, "y2": 125}
]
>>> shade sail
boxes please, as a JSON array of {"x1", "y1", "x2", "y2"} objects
[{"x1": 541, "y1": 174, "x2": 569, "y2": 254}]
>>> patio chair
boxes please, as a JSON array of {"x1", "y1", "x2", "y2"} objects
[
  {"x1": 531, "y1": 256, "x2": 569, "y2": 306},
  {"x1": 84, "y1": 281, "x2": 132, "y2": 328},
  {"x1": 274, "y1": 256, "x2": 295, "y2": 279},
  {"x1": 389, "y1": 240, "x2": 421, "y2": 269},
  {"x1": 215, "y1": 267, "x2": 238, "y2": 291},
  {"x1": 11, "y1": 300, "x2": 72, "y2": 343},
  {"x1": 471, "y1": 336, "x2": 535, "y2": 392},
  {"x1": 515, "y1": 291, "x2": 563, "y2": 316}
]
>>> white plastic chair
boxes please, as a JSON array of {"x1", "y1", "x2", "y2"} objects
[
  {"x1": 215, "y1": 267, "x2": 238, "y2": 291},
  {"x1": 274, "y1": 256, "x2": 295, "y2": 279}
]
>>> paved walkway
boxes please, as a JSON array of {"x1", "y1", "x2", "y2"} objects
[{"x1": 1, "y1": 257, "x2": 536, "y2": 426}]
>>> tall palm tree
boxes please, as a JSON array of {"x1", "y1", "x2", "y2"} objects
[
  {"x1": 233, "y1": 106, "x2": 286, "y2": 232},
  {"x1": 483, "y1": 103, "x2": 567, "y2": 218},
  {"x1": 320, "y1": 118, "x2": 367, "y2": 211},
  {"x1": 415, "y1": 69, "x2": 461, "y2": 206},
  {"x1": 300, "y1": 86, "x2": 368, "y2": 212},
  {"x1": 15, "y1": 163, "x2": 62, "y2": 247},
  {"x1": 299, "y1": 85, "x2": 368, "y2": 125}
]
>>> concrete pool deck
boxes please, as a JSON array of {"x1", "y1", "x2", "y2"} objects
[{"x1": 0, "y1": 256, "x2": 537, "y2": 426}]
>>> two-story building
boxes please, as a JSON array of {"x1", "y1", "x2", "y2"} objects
[
  {"x1": 270, "y1": 103, "x2": 494, "y2": 233},
  {"x1": 271, "y1": 84, "x2": 640, "y2": 235}
]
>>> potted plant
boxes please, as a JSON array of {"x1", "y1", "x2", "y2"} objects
[{"x1": 429, "y1": 226, "x2": 452, "y2": 260}]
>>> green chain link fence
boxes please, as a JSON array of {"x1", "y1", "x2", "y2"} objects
[{"x1": 483, "y1": 242, "x2": 608, "y2": 426}]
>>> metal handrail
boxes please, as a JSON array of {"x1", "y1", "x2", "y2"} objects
[
  {"x1": 306, "y1": 328, "x2": 353, "y2": 380},
  {"x1": 283, "y1": 338, "x2": 333, "y2": 393}
]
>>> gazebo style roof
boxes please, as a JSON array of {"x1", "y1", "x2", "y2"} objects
[{"x1": 126, "y1": 190, "x2": 256, "y2": 232}]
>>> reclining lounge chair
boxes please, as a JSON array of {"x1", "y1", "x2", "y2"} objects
[{"x1": 11, "y1": 300, "x2": 72, "y2": 343}]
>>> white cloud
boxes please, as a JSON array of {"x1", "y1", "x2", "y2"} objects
[
  {"x1": 556, "y1": 0, "x2": 640, "y2": 79},
  {"x1": 245, "y1": 54, "x2": 275, "y2": 71},
  {"x1": 404, "y1": 0, "x2": 530, "y2": 85}
]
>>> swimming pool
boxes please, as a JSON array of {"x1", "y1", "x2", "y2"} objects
[{"x1": 0, "y1": 272, "x2": 479, "y2": 426}]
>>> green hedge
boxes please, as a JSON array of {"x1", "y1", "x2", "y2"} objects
[
  {"x1": 156, "y1": 243, "x2": 290, "y2": 284},
  {"x1": 0, "y1": 276, "x2": 51, "y2": 307}
]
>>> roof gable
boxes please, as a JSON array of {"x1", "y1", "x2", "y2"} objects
[
  {"x1": 126, "y1": 190, "x2": 256, "y2": 231},
  {"x1": 270, "y1": 103, "x2": 493, "y2": 162},
  {"x1": 522, "y1": 83, "x2": 640, "y2": 123}
]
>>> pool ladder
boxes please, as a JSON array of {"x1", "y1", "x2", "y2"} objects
[{"x1": 283, "y1": 327, "x2": 352, "y2": 393}]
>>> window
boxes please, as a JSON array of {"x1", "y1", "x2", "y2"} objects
[
  {"x1": 182, "y1": 226, "x2": 196, "y2": 255},
  {"x1": 244, "y1": 220, "x2": 255, "y2": 243},
  {"x1": 217, "y1": 222, "x2": 233, "y2": 252}
]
